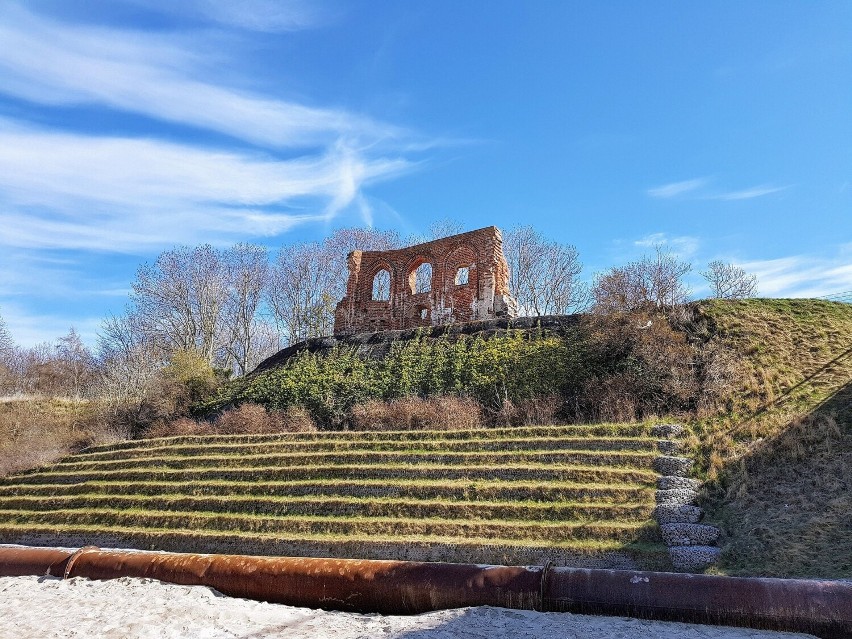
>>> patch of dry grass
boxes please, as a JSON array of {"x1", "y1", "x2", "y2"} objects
[
  {"x1": 693, "y1": 299, "x2": 852, "y2": 577},
  {"x1": 349, "y1": 396, "x2": 482, "y2": 431},
  {"x1": 0, "y1": 398, "x2": 122, "y2": 476}
]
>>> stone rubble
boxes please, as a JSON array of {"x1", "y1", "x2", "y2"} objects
[
  {"x1": 651, "y1": 423, "x2": 722, "y2": 573},
  {"x1": 652, "y1": 456, "x2": 694, "y2": 477},
  {"x1": 653, "y1": 504, "x2": 704, "y2": 525},
  {"x1": 660, "y1": 523, "x2": 721, "y2": 547}
]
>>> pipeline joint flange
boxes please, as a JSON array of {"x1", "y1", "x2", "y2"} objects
[{"x1": 63, "y1": 545, "x2": 100, "y2": 580}]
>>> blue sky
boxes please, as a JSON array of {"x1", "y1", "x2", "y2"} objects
[{"x1": 0, "y1": 0, "x2": 850, "y2": 346}]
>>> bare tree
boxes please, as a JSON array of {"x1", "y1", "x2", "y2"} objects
[
  {"x1": 54, "y1": 327, "x2": 96, "y2": 398},
  {"x1": 593, "y1": 245, "x2": 692, "y2": 313},
  {"x1": 222, "y1": 243, "x2": 271, "y2": 376},
  {"x1": 0, "y1": 310, "x2": 12, "y2": 359},
  {"x1": 701, "y1": 260, "x2": 758, "y2": 299},
  {"x1": 503, "y1": 225, "x2": 589, "y2": 316},
  {"x1": 405, "y1": 218, "x2": 465, "y2": 246},
  {"x1": 97, "y1": 312, "x2": 162, "y2": 405},
  {"x1": 267, "y1": 228, "x2": 400, "y2": 344},
  {"x1": 267, "y1": 240, "x2": 338, "y2": 345},
  {"x1": 0, "y1": 310, "x2": 15, "y2": 394},
  {"x1": 131, "y1": 245, "x2": 230, "y2": 365}
]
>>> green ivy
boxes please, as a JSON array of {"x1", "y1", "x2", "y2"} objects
[{"x1": 197, "y1": 330, "x2": 577, "y2": 427}]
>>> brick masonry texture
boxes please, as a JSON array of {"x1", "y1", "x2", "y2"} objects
[{"x1": 334, "y1": 226, "x2": 518, "y2": 334}]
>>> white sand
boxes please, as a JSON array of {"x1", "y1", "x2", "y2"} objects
[{"x1": 0, "y1": 575, "x2": 816, "y2": 639}]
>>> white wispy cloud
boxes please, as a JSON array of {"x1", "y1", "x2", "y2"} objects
[
  {"x1": 0, "y1": 4, "x2": 404, "y2": 148},
  {"x1": 634, "y1": 232, "x2": 700, "y2": 259},
  {"x1": 647, "y1": 178, "x2": 709, "y2": 199},
  {"x1": 0, "y1": 120, "x2": 411, "y2": 251},
  {"x1": 710, "y1": 185, "x2": 789, "y2": 200},
  {"x1": 738, "y1": 253, "x2": 852, "y2": 298},
  {"x1": 122, "y1": 0, "x2": 324, "y2": 32},
  {"x1": 647, "y1": 177, "x2": 789, "y2": 201}
]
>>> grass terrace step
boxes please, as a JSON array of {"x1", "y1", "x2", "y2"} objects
[
  {"x1": 0, "y1": 494, "x2": 653, "y2": 522},
  {"x1": 0, "y1": 421, "x2": 670, "y2": 569},
  {"x1": 80, "y1": 423, "x2": 657, "y2": 454},
  {"x1": 48, "y1": 449, "x2": 657, "y2": 473},
  {"x1": 0, "y1": 523, "x2": 666, "y2": 556},
  {"x1": 0, "y1": 479, "x2": 655, "y2": 503},
  {"x1": 69, "y1": 436, "x2": 659, "y2": 463},
  {"x1": 4, "y1": 464, "x2": 658, "y2": 486},
  {"x1": 0, "y1": 509, "x2": 660, "y2": 543}
]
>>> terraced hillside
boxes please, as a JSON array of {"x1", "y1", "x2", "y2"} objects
[{"x1": 0, "y1": 424, "x2": 669, "y2": 569}]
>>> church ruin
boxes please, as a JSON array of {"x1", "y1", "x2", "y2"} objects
[{"x1": 333, "y1": 226, "x2": 518, "y2": 334}]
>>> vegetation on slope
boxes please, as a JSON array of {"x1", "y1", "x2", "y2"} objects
[
  {"x1": 691, "y1": 299, "x2": 852, "y2": 577},
  {"x1": 199, "y1": 309, "x2": 703, "y2": 427},
  {"x1": 198, "y1": 297, "x2": 852, "y2": 577},
  {"x1": 1, "y1": 298, "x2": 848, "y2": 577},
  {"x1": 0, "y1": 423, "x2": 667, "y2": 568}
]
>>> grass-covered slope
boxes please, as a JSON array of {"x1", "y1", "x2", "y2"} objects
[
  {"x1": 695, "y1": 299, "x2": 852, "y2": 577},
  {"x1": 0, "y1": 423, "x2": 667, "y2": 568}
]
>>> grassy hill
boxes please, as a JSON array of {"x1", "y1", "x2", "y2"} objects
[
  {"x1": 0, "y1": 298, "x2": 849, "y2": 577},
  {"x1": 0, "y1": 423, "x2": 669, "y2": 568},
  {"x1": 691, "y1": 299, "x2": 852, "y2": 577}
]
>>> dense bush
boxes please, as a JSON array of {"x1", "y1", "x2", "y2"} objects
[
  {"x1": 146, "y1": 403, "x2": 316, "y2": 438},
  {"x1": 200, "y1": 329, "x2": 577, "y2": 427},
  {"x1": 571, "y1": 311, "x2": 700, "y2": 421},
  {"x1": 349, "y1": 396, "x2": 482, "y2": 431},
  {"x1": 0, "y1": 398, "x2": 120, "y2": 476},
  {"x1": 199, "y1": 313, "x2": 710, "y2": 428}
]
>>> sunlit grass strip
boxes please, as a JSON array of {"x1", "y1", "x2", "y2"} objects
[
  {"x1": 0, "y1": 508, "x2": 660, "y2": 542},
  {"x1": 7, "y1": 463, "x2": 659, "y2": 486},
  {"x1": 0, "y1": 478, "x2": 656, "y2": 501},
  {"x1": 0, "y1": 522, "x2": 666, "y2": 553},
  {"x1": 71, "y1": 435, "x2": 660, "y2": 462},
  {"x1": 0, "y1": 494, "x2": 654, "y2": 522},
  {"x1": 52, "y1": 449, "x2": 658, "y2": 473},
  {"x1": 81, "y1": 423, "x2": 658, "y2": 454}
]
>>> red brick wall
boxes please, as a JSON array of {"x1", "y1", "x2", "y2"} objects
[{"x1": 334, "y1": 226, "x2": 517, "y2": 334}]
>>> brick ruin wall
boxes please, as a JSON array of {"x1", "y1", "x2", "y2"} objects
[{"x1": 333, "y1": 226, "x2": 518, "y2": 334}]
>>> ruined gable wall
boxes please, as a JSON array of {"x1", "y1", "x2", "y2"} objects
[{"x1": 333, "y1": 226, "x2": 517, "y2": 334}]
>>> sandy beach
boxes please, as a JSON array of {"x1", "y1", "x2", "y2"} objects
[{"x1": 0, "y1": 575, "x2": 816, "y2": 639}]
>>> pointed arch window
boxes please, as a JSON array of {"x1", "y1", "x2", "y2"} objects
[
  {"x1": 455, "y1": 266, "x2": 470, "y2": 285},
  {"x1": 412, "y1": 262, "x2": 432, "y2": 294},
  {"x1": 372, "y1": 269, "x2": 390, "y2": 301}
]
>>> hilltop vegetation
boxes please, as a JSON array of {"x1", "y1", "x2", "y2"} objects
[
  {"x1": 690, "y1": 299, "x2": 852, "y2": 577},
  {"x1": 196, "y1": 297, "x2": 852, "y2": 577},
  {"x1": 1, "y1": 297, "x2": 849, "y2": 577}
]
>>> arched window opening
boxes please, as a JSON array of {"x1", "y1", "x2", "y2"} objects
[
  {"x1": 419, "y1": 307, "x2": 429, "y2": 320},
  {"x1": 411, "y1": 262, "x2": 432, "y2": 294},
  {"x1": 372, "y1": 269, "x2": 390, "y2": 301},
  {"x1": 455, "y1": 266, "x2": 470, "y2": 285}
]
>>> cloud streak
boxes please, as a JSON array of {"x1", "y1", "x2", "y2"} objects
[
  {"x1": 0, "y1": 120, "x2": 411, "y2": 251},
  {"x1": 634, "y1": 232, "x2": 700, "y2": 258},
  {"x1": 647, "y1": 177, "x2": 789, "y2": 201},
  {"x1": 647, "y1": 178, "x2": 709, "y2": 199},
  {"x1": 710, "y1": 185, "x2": 789, "y2": 200},
  {"x1": 0, "y1": 4, "x2": 405, "y2": 148},
  {"x1": 738, "y1": 254, "x2": 852, "y2": 298},
  {"x1": 0, "y1": 3, "x2": 425, "y2": 254},
  {"x1": 122, "y1": 0, "x2": 325, "y2": 33}
]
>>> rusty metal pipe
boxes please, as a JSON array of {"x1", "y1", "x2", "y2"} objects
[
  {"x1": 1, "y1": 546, "x2": 849, "y2": 638},
  {"x1": 57, "y1": 547, "x2": 543, "y2": 614},
  {"x1": 0, "y1": 546, "x2": 74, "y2": 577},
  {"x1": 544, "y1": 567, "x2": 852, "y2": 639}
]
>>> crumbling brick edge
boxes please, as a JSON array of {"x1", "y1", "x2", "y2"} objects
[{"x1": 650, "y1": 423, "x2": 722, "y2": 572}]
